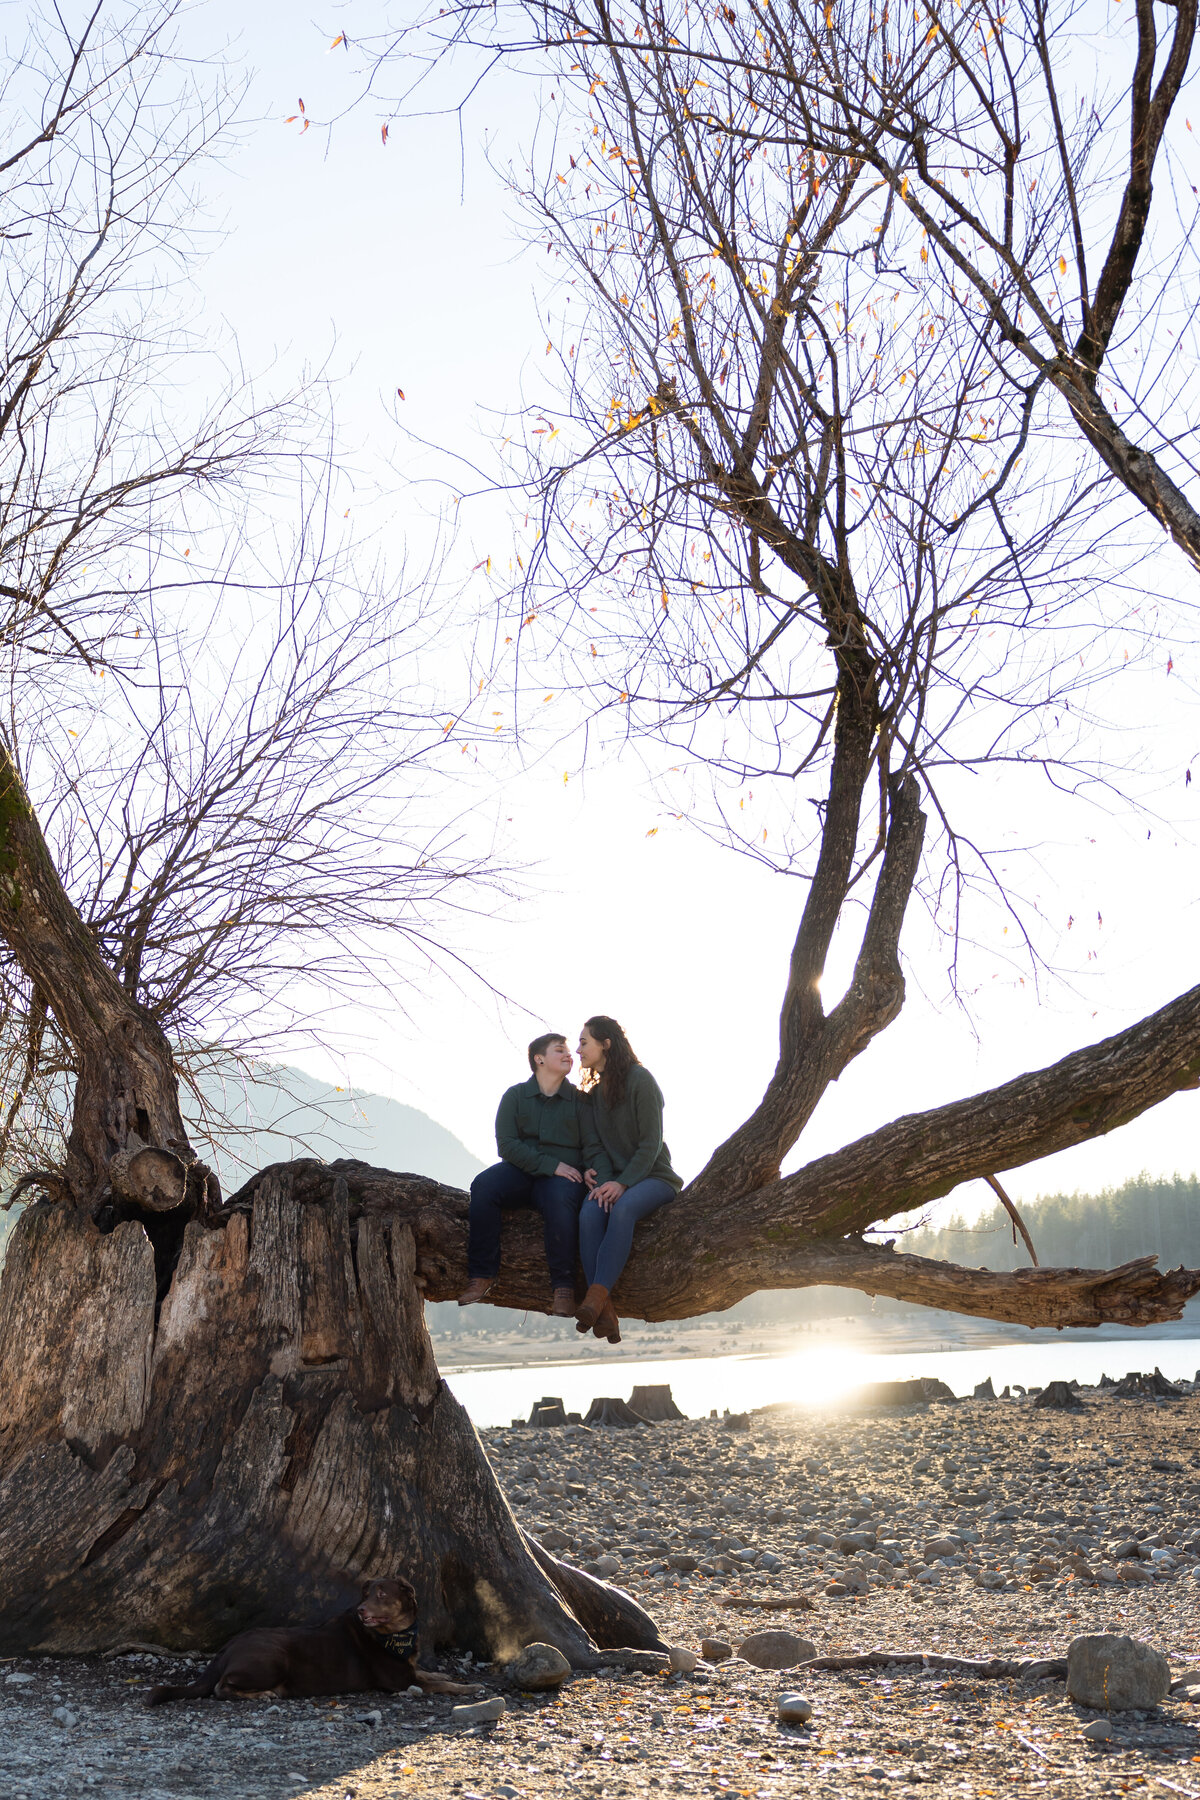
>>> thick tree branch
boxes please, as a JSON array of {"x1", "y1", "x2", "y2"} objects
[
  {"x1": 687, "y1": 771, "x2": 926, "y2": 1202},
  {"x1": 231, "y1": 1153, "x2": 1199, "y2": 1329},
  {"x1": 0, "y1": 747, "x2": 191, "y2": 1202},
  {"x1": 228, "y1": 973, "x2": 1200, "y2": 1327}
]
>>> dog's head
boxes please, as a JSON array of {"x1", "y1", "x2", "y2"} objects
[{"x1": 357, "y1": 1576, "x2": 418, "y2": 1635}]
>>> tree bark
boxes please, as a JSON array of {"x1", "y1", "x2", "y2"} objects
[{"x1": 0, "y1": 1166, "x2": 665, "y2": 1658}]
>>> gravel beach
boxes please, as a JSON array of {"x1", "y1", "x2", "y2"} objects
[{"x1": 5, "y1": 1379, "x2": 1200, "y2": 1799}]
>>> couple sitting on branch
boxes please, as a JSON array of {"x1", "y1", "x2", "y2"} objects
[{"x1": 456, "y1": 1015, "x2": 681, "y2": 1345}]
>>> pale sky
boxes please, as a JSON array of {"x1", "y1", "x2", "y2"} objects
[{"x1": 180, "y1": 0, "x2": 1200, "y2": 1221}]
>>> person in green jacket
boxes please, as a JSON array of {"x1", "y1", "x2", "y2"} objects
[
  {"x1": 574, "y1": 1014, "x2": 682, "y2": 1344},
  {"x1": 457, "y1": 1031, "x2": 610, "y2": 1316}
]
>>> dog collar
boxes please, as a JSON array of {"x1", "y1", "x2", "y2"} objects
[{"x1": 365, "y1": 1620, "x2": 418, "y2": 1660}]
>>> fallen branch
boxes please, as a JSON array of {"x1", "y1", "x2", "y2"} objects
[{"x1": 797, "y1": 1649, "x2": 1068, "y2": 1679}]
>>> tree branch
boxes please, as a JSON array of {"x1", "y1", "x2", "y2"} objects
[{"x1": 687, "y1": 770, "x2": 926, "y2": 1201}]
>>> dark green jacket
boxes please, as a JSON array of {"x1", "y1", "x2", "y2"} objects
[
  {"x1": 588, "y1": 1063, "x2": 682, "y2": 1192},
  {"x1": 495, "y1": 1075, "x2": 611, "y2": 1180}
]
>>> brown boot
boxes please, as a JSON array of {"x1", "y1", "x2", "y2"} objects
[
  {"x1": 593, "y1": 1299, "x2": 621, "y2": 1345},
  {"x1": 575, "y1": 1282, "x2": 609, "y2": 1331},
  {"x1": 457, "y1": 1277, "x2": 494, "y2": 1306},
  {"x1": 551, "y1": 1287, "x2": 576, "y2": 1317}
]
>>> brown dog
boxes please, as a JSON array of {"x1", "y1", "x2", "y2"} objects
[{"x1": 146, "y1": 1577, "x2": 480, "y2": 1705}]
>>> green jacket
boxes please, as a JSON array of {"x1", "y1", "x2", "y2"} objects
[
  {"x1": 495, "y1": 1075, "x2": 611, "y2": 1180},
  {"x1": 588, "y1": 1063, "x2": 683, "y2": 1192}
]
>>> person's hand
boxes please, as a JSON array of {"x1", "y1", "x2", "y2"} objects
[
  {"x1": 591, "y1": 1181, "x2": 626, "y2": 1210},
  {"x1": 583, "y1": 1168, "x2": 598, "y2": 1190},
  {"x1": 555, "y1": 1162, "x2": 584, "y2": 1183}
]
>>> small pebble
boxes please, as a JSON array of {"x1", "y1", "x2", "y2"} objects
[
  {"x1": 451, "y1": 1696, "x2": 506, "y2": 1725},
  {"x1": 778, "y1": 1692, "x2": 814, "y2": 1724},
  {"x1": 1082, "y1": 1718, "x2": 1113, "y2": 1741}
]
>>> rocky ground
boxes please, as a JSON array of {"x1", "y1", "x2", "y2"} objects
[{"x1": 5, "y1": 1381, "x2": 1200, "y2": 1800}]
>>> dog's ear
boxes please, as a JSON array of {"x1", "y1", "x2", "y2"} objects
[{"x1": 360, "y1": 1581, "x2": 373, "y2": 1599}]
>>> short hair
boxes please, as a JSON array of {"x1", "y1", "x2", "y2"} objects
[{"x1": 528, "y1": 1031, "x2": 567, "y2": 1072}]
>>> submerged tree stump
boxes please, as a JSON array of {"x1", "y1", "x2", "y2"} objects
[
  {"x1": 0, "y1": 1169, "x2": 665, "y2": 1660},
  {"x1": 627, "y1": 1384, "x2": 686, "y2": 1422},
  {"x1": 1032, "y1": 1379, "x2": 1086, "y2": 1410},
  {"x1": 583, "y1": 1397, "x2": 652, "y2": 1428}
]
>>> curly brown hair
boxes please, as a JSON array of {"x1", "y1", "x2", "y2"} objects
[{"x1": 581, "y1": 1015, "x2": 640, "y2": 1108}]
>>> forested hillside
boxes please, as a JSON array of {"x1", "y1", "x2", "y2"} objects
[{"x1": 899, "y1": 1175, "x2": 1200, "y2": 1274}]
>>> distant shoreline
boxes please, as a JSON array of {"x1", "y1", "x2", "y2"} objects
[{"x1": 432, "y1": 1308, "x2": 1200, "y2": 1376}]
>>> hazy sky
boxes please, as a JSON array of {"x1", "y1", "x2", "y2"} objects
[{"x1": 182, "y1": 0, "x2": 1200, "y2": 1220}]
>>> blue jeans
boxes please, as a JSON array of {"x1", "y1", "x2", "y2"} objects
[
  {"x1": 467, "y1": 1160, "x2": 583, "y2": 1290},
  {"x1": 579, "y1": 1178, "x2": 676, "y2": 1292}
]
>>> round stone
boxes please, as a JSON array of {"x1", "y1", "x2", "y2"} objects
[
  {"x1": 737, "y1": 1630, "x2": 817, "y2": 1670},
  {"x1": 1066, "y1": 1635, "x2": 1170, "y2": 1711},
  {"x1": 507, "y1": 1642, "x2": 572, "y2": 1691},
  {"x1": 777, "y1": 1692, "x2": 814, "y2": 1724}
]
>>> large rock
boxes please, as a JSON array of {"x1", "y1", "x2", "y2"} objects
[
  {"x1": 737, "y1": 1630, "x2": 817, "y2": 1670},
  {"x1": 508, "y1": 1643, "x2": 572, "y2": 1691},
  {"x1": 1066, "y1": 1635, "x2": 1170, "y2": 1711}
]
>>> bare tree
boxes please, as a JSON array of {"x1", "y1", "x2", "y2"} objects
[{"x1": 0, "y1": 0, "x2": 1197, "y2": 1667}]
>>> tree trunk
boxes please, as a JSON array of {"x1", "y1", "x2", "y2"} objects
[{"x1": 0, "y1": 1166, "x2": 664, "y2": 1659}]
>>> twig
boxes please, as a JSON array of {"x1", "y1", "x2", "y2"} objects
[
  {"x1": 717, "y1": 1593, "x2": 817, "y2": 1611},
  {"x1": 1018, "y1": 1733, "x2": 1057, "y2": 1764},
  {"x1": 1152, "y1": 1782, "x2": 1200, "y2": 1799},
  {"x1": 986, "y1": 1174, "x2": 1040, "y2": 1266}
]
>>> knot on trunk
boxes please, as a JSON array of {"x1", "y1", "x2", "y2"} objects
[{"x1": 108, "y1": 1144, "x2": 189, "y2": 1212}]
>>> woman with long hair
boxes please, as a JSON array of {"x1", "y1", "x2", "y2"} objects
[{"x1": 575, "y1": 1015, "x2": 682, "y2": 1344}]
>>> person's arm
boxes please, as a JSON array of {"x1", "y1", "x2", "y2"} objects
[
  {"x1": 610, "y1": 1071, "x2": 664, "y2": 1189},
  {"x1": 581, "y1": 1099, "x2": 614, "y2": 1188},
  {"x1": 495, "y1": 1087, "x2": 557, "y2": 1177}
]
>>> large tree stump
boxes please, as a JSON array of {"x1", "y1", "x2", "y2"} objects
[{"x1": 0, "y1": 1168, "x2": 664, "y2": 1660}]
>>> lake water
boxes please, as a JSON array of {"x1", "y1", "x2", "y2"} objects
[{"x1": 443, "y1": 1337, "x2": 1200, "y2": 1429}]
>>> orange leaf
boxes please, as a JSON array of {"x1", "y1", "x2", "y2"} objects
[
  {"x1": 381, "y1": 123, "x2": 390, "y2": 146},
  {"x1": 329, "y1": 33, "x2": 346, "y2": 49},
  {"x1": 1058, "y1": 255, "x2": 1067, "y2": 274},
  {"x1": 396, "y1": 387, "x2": 406, "y2": 401}
]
